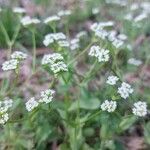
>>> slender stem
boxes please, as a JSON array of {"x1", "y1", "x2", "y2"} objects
[
  {"x1": 80, "y1": 59, "x2": 97, "y2": 85},
  {"x1": 31, "y1": 30, "x2": 36, "y2": 73},
  {"x1": 68, "y1": 42, "x2": 94, "y2": 65}
]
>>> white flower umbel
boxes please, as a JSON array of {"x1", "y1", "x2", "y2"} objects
[
  {"x1": 89, "y1": 45, "x2": 110, "y2": 62},
  {"x1": 0, "y1": 98, "x2": 13, "y2": 113},
  {"x1": 51, "y1": 61, "x2": 68, "y2": 74},
  {"x1": 128, "y1": 58, "x2": 142, "y2": 66},
  {"x1": 13, "y1": 7, "x2": 26, "y2": 14},
  {"x1": 101, "y1": 100, "x2": 117, "y2": 112},
  {"x1": 132, "y1": 101, "x2": 147, "y2": 117},
  {"x1": 0, "y1": 113, "x2": 9, "y2": 124},
  {"x1": 44, "y1": 15, "x2": 60, "y2": 24},
  {"x1": 25, "y1": 97, "x2": 39, "y2": 112},
  {"x1": 43, "y1": 33, "x2": 66, "y2": 47},
  {"x1": 41, "y1": 53, "x2": 64, "y2": 65},
  {"x1": 11, "y1": 51, "x2": 27, "y2": 60},
  {"x1": 21, "y1": 16, "x2": 40, "y2": 26},
  {"x1": 58, "y1": 10, "x2": 71, "y2": 17},
  {"x1": 2, "y1": 59, "x2": 18, "y2": 71},
  {"x1": 106, "y1": 75, "x2": 119, "y2": 85},
  {"x1": 39, "y1": 89, "x2": 55, "y2": 103},
  {"x1": 70, "y1": 38, "x2": 80, "y2": 50},
  {"x1": 118, "y1": 82, "x2": 134, "y2": 99}
]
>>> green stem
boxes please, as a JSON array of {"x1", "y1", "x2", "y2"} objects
[
  {"x1": 68, "y1": 42, "x2": 94, "y2": 65},
  {"x1": 32, "y1": 30, "x2": 36, "y2": 73}
]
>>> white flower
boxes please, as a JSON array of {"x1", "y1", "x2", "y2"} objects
[
  {"x1": 70, "y1": 38, "x2": 80, "y2": 50},
  {"x1": 97, "y1": 48, "x2": 109, "y2": 62},
  {"x1": 25, "y1": 97, "x2": 39, "y2": 112},
  {"x1": 132, "y1": 101, "x2": 147, "y2": 117},
  {"x1": 13, "y1": 7, "x2": 26, "y2": 14},
  {"x1": 21, "y1": 16, "x2": 40, "y2": 26},
  {"x1": 117, "y1": 34, "x2": 127, "y2": 41},
  {"x1": 44, "y1": 15, "x2": 60, "y2": 24},
  {"x1": 2, "y1": 59, "x2": 18, "y2": 71},
  {"x1": 51, "y1": 61, "x2": 68, "y2": 74},
  {"x1": 58, "y1": 10, "x2": 71, "y2": 17},
  {"x1": 39, "y1": 89, "x2": 55, "y2": 103},
  {"x1": 134, "y1": 13, "x2": 147, "y2": 22},
  {"x1": 92, "y1": 8, "x2": 99, "y2": 15},
  {"x1": 101, "y1": 100, "x2": 117, "y2": 112},
  {"x1": 41, "y1": 53, "x2": 64, "y2": 65},
  {"x1": 106, "y1": 75, "x2": 119, "y2": 85},
  {"x1": 0, "y1": 113, "x2": 9, "y2": 124},
  {"x1": 128, "y1": 58, "x2": 142, "y2": 66},
  {"x1": 95, "y1": 29, "x2": 108, "y2": 40},
  {"x1": 112, "y1": 39, "x2": 123, "y2": 48},
  {"x1": 76, "y1": 31, "x2": 87, "y2": 39},
  {"x1": 0, "y1": 98, "x2": 13, "y2": 113},
  {"x1": 11, "y1": 51, "x2": 27, "y2": 60},
  {"x1": 118, "y1": 82, "x2": 133, "y2": 99},
  {"x1": 43, "y1": 33, "x2": 66, "y2": 47},
  {"x1": 58, "y1": 40, "x2": 70, "y2": 47},
  {"x1": 89, "y1": 45, "x2": 101, "y2": 57},
  {"x1": 89, "y1": 45, "x2": 110, "y2": 62}
]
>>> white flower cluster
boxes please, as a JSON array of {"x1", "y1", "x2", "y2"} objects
[
  {"x1": 2, "y1": 51, "x2": 27, "y2": 71},
  {"x1": 106, "y1": 75, "x2": 119, "y2": 85},
  {"x1": 13, "y1": 7, "x2": 26, "y2": 14},
  {"x1": 89, "y1": 45, "x2": 109, "y2": 62},
  {"x1": 118, "y1": 82, "x2": 133, "y2": 99},
  {"x1": 0, "y1": 98, "x2": 13, "y2": 124},
  {"x1": 91, "y1": 22, "x2": 127, "y2": 48},
  {"x1": 26, "y1": 89, "x2": 55, "y2": 111},
  {"x1": 42, "y1": 53, "x2": 68, "y2": 74},
  {"x1": 58, "y1": 10, "x2": 71, "y2": 17},
  {"x1": 41, "y1": 53, "x2": 63, "y2": 65},
  {"x1": 11, "y1": 51, "x2": 27, "y2": 60},
  {"x1": 43, "y1": 32, "x2": 67, "y2": 47},
  {"x1": 132, "y1": 101, "x2": 147, "y2": 117},
  {"x1": 44, "y1": 15, "x2": 60, "y2": 24},
  {"x1": 50, "y1": 61, "x2": 68, "y2": 74},
  {"x1": 92, "y1": 7, "x2": 100, "y2": 15},
  {"x1": 25, "y1": 97, "x2": 38, "y2": 112},
  {"x1": 2, "y1": 59, "x2": 19, "y2": 71},
  {"x1": 101, "y1": 100, "x2": 117, "y2": 112},
  {"x1": 39, "y1": 89, "x2": 55, "y2": 103},
  {"x1": 128, "y1": 58, "x2": 142, "y2": 66},
  {"x1": 21, "y1": 16, "x2": 40, "y2": 26},
  {"x1": 70, "y1": 38, "x2": 80, "y2": 50}
]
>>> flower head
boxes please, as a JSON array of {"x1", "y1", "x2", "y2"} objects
[
  {"x1": 51, "y1": 61, "x2": 68, "y2": 74},
  {"x1": 101, "y1": 100, "x2": 117, "y2": 112},
  {"x1": 106, "y1": 75, "x2": 119, "y2": 85},
  {"x1": 44, "y1": 15, "x2": 60, "y2": 24},
  {"x1": 25, "y1": 97, "x2": 39, "y2": 112},
  {"x1": 89, "y1": 45, "x2": 110, "y2": 62},
  {"x1": 39, "y1": 89, "x2": 55, "y2": 103},
  {"x1": 41, "y1": 53, "x2": 64, "y2": 65},
  {"x1": 58, "y1": 10, "x2": 71, "y2": 17},
  {"x1": 11, "y1": 51, "x2": 27, "y2": 60},
  {"x1": 118, "y1": 82, "x2": 133, "y2": 99},
  {"x1": 0, "y1": 113, "x2": 9, "y2": 124},
  {"x1": 132, "y1": 101, "x2": 147, "y2": 117},
  {"x1": 13, "y1": 7, "x2": 26, "y2": 14},
  {"x1": 2, "y1": 59, "x2": 18, "y2": 71},
  {"x1": 21, "y1": 16, "x2": 40, "y2": 26}
]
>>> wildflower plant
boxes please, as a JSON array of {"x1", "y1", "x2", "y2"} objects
[{"x1": 0, "y1": 1, "x2": 150, "y2": 150}]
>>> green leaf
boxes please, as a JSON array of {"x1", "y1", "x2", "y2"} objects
[
  {"x1": 119, "y1": 115, "x2": 137, "y2": 132},
  {"x1": 69, "y1": 98, "x2": 100, "y2": 111}
]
